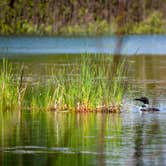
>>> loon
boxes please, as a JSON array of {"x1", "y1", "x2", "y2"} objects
[{"x1": 134, "y1": 97, "x2": 160, "y2": 112}]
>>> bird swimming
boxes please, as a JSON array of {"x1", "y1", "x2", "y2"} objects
[{"x1": 134, "y1": 97, "x2": 160, "y2": 112}]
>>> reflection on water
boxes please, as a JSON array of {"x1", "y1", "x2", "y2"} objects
[
  {"x1": 131, "y1": 114, "x2": 166, "y2": 166},
  {"x1": 1, "y1": 111, "x2": 166, "y2": 165},
  {"x1": 130, "y1": 55, "x2": 166, "y2": 95},
  {"x1": 127, "y1": 55, "x2": 166, "y2": 110}
]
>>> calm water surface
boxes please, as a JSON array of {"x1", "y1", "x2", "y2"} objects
[
  {"x1": 1, "y1": 111, "x2": 166, "y2": 166},
  {"x1": 0, "y1": 35, "x2": 166, "y2": 55},
  {"x1": 0, "y1": 36, "x2": 166, "y2": 165}
]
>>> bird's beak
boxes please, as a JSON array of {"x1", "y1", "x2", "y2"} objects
[{"x1": 134, "y1": 98, "x2": 141, "y2": 101}]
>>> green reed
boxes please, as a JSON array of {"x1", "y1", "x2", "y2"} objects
[
  {"x1": 0, "y1": 55, "x2": 128, "y2": 112},
  {"x1": 0, "y1": 59, "x2": 26, "y2": 110}
]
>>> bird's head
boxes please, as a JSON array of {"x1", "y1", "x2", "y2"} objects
[{"x1": 134, "y1": 97, "x2": 149, "y2": 104}]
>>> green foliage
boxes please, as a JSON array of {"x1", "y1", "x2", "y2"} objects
[
  {"x1": 0, "y1": 60, "x2": 25, "y2": 110},
  {"x1": 131, "y1": 11, "x2": 166, "y2": 34},
  {"x1": 0, "y1": 55, "x2": 128, "y2": 112},
  {"x1": 59, "y1": 20, "x2": 116, "y2": 36},
  {"x1": 0, "y1": 0, "x2": 166, "y2": 35},
  {"x1": 25, "y1": 55, "x2": 127, "y2": 112}
]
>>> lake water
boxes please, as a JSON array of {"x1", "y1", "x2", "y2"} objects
[
  {"x1": 0, "y1": 36, "x2": 166, "y2": 165},
  {"x1": 1, "y1": 111, "x2": 166, "y2": 166},
  {"x1": 0, "y1": 35, "x2": 166, "y2": 55}
]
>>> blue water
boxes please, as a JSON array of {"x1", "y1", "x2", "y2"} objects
[{"x1": 0, "y1": 35, "x2": 166, "y2": 55}]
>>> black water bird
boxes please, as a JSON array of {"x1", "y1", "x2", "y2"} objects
[{"x1": 134, "y1": 97, "x2": 160, "y2": 112}]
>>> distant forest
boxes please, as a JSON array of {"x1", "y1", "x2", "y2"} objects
[{"x1": 0, "y1": 0, "x2": 166, "y2": 35}]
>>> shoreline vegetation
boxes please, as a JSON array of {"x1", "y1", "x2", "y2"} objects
[
  {"x1": 0, "y1": 55, "x2": 128, "y2": 112},
  {"x1": 0, "y1": 0, "x2": 166, "y2": 35}
]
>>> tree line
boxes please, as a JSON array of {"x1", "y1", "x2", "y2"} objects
[{"x1": 0, "y1": 0, "x2": 166, "y2": 35}]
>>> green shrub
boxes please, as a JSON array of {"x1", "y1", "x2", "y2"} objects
[{"x1": 131, "y1": 11, "x2": 166, "y2": 34}]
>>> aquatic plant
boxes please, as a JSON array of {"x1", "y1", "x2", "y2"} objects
[
  {"x1": 0, "y1": 60, "x2": 26, "y2": 110},
  {"x1": 0, "y1": 55, "x2": 128, "y2": 112},
  {"x1": 26, "y1": 55, "x2": 127, "y2": 112}
]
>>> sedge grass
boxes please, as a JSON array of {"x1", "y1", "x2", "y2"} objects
[
  {"x1": 0, "y1": 60, "x2": 26, "y2": 110},
  {"x1": 0, "y1": 55, "x2": 128, "y2": 112}
]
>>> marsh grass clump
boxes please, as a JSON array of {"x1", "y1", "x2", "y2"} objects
[
  {"x1": 32, "y1": 54, "x2": 128, "y2": 113},
  {"x1": 0, "y1": 55, "x2": 128, "y2": 112},
  {"x1": 0, "y1": 60, "x2": 26, "y2": 110}
]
